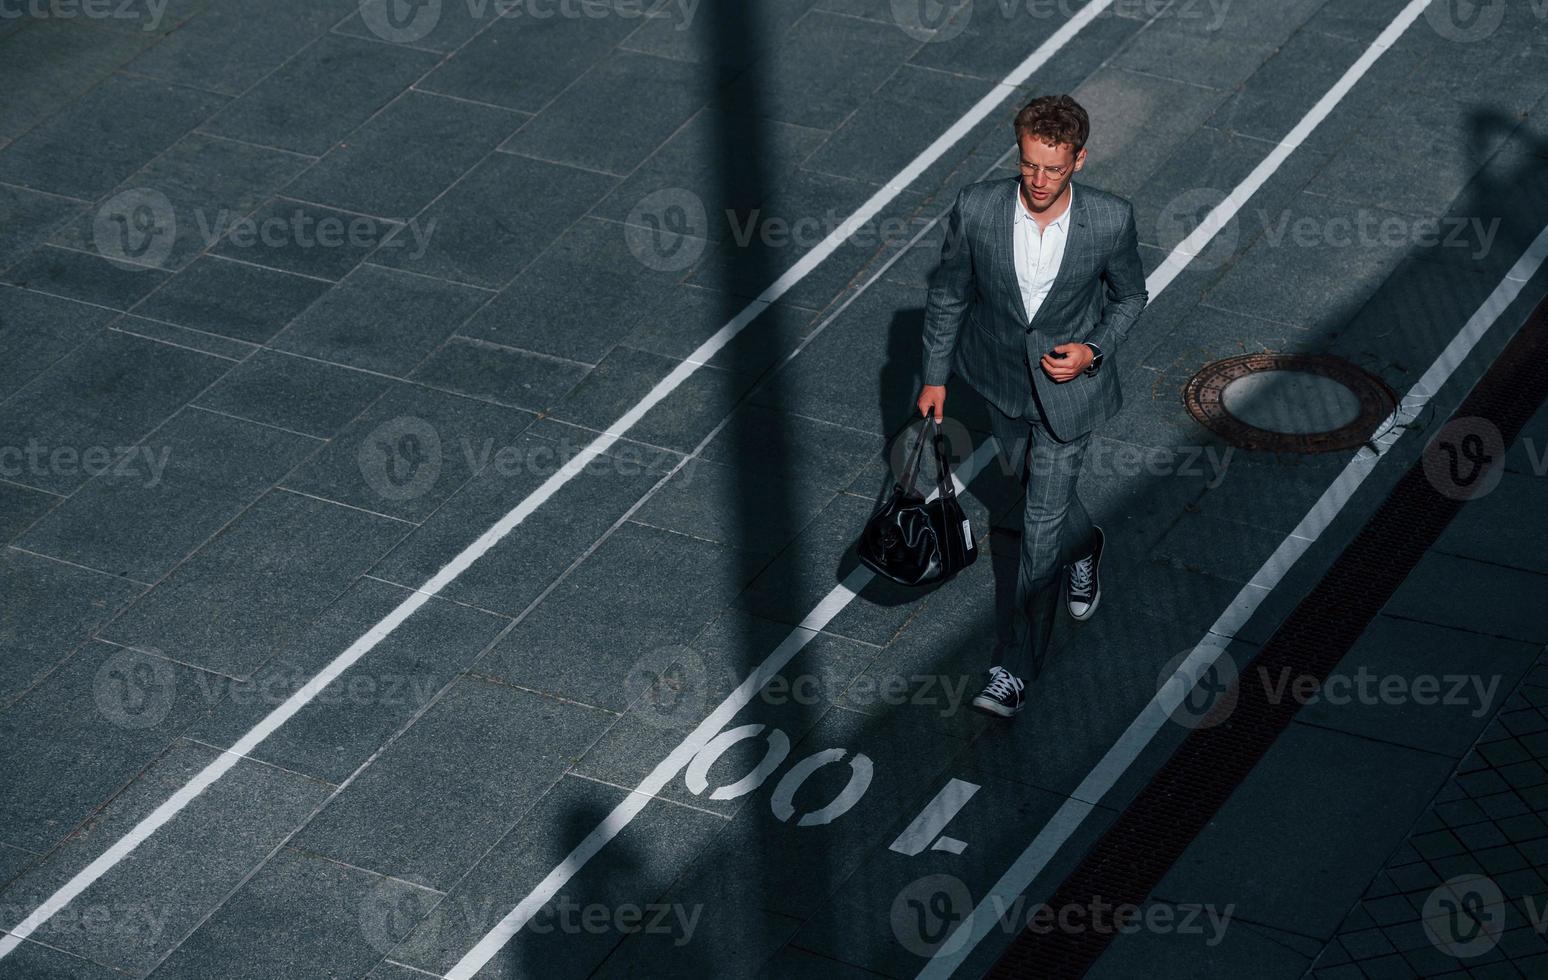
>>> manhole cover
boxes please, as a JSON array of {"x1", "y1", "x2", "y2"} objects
[{"x1": 1183, "y1": 353, "x2": 1397, "y2": 453}]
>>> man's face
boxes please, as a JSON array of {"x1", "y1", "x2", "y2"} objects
[{"x1": 1017, "y1": 133, "x2": 1085, "y2": 212}]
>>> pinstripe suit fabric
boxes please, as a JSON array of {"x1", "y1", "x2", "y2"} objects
[{"x1": 921, "y1": 177, "x2": 1147, "y2": 682}]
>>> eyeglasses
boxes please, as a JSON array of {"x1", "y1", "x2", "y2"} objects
[{"x1": 1018, "y1": 161, "x2": 1071, "y2": 179}]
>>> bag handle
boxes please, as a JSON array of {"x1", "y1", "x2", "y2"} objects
[
  {"x1": 896, "y1": 418, "x2": 931, "y2": 494},
  {"x1": 930, "y1": 419, "x2": 958, "y2": 501}
]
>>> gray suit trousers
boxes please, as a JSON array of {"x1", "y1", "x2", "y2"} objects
[{"x1": 985, "y1": 393, "x2": 1095, "y2": 683}]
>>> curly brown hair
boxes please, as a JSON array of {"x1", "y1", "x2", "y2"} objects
[{"x1": 1014, "y1": 94, "x2": 1090, "y2": 153}]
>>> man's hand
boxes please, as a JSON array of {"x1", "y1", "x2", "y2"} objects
[
  {"x1": 916, "y1": 384, "x2": 946, "y2": 421},
  {"x1": 1039, "y1": 343, "x2": 1093, "y2": 383}
]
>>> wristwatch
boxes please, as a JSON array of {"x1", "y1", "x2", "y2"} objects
[{"x1": 1082, "y1": 342, "x2": 1104, "y2": 376}]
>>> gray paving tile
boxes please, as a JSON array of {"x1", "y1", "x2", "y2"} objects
[
  {"x1": 409, "y1": 336, "x2": 589, "y2": 412},
  {"x1": 548, "y1": 344, "x2": 759, "y2": 453},
  {"x1": 151, "y1": 847, "x2": 421, "y2": 980},
  {"x1": 286, "y1": 90, "x2": 526, "y2": 218},
  {"x1": 589, "y1": 107, "x2": 829, "y2": 242},
  {"x1": 620, "y1": 284, "x2": 822, "y2": 377},
  {"x1": 1150, "y1": 511, "x2": 1301, "y2": 585},
  {"x1": 212, "y1": 196, "x2": 402, "y2": 280},
  {"x1": 1204, "y1": 27, "x2": 1373, "y2": 144},
  {"x1": 50, "y1": 131, "x2": 311, "y2": 272},
  {"x1": 0, "y1": 283, "x2": 115, "y2": 400},
  {"x1": 501, "y1": 48, "x2": 702, "y2": 176},
  {"x1": 0, "y1": 940, "x2": 124, "y2": 979},
  {"x1": 366, "y1": 427, "x2": 665, "y2": 615},
  {"x1": 0, "y1": 182, "x2": 83, "y2": 272},
  {"x1": 0, "y1": 73, "x2": 224, "y2": 199},
  {"x1": 417, "y1": 8, "x2": 640, "y2": 113},
  {"x1": 109, "y1": 313, "x2": 258, "y2": 360},
  {"x1": 1150, "y1": 722, "x2": 1458, "y2": 940},
  {"x1": 482, "y1": 520, "x2": 754, "y2": 709},
  {"x1": 100, "y1": 489, "x2": 409, "y2": 677},
  {"x1": 188, "y1": 577, "x2": 508, "y2": 784},
  {"x1": 15, "y1": 407, "x2": 319, "y2": 582},
  {"x1": 1111, "y1": 17, "x2": 1276, "y2": 89},
  {"x1": 0, "y1": 641, "x2": 220, "y2": 851},
  {"x1": 0, "y1": 480, "x2": 57, "y2": 543},
  {"x1": 294, "y1": 677, "x2": 614, "y2": 890},
  {"x1": 786, "y1": 767, "x2": 1116, "y2": 979},
  {"x1": 1087, "y1": 899, "x2": 1310, "y2": 980},
  {"x1": 458, "y1": 216, "x2": 685, "y2": 365},
  {"x1": 1202, "y1": 192, "x2": 1414, "y2": 333},
  {"x1": 708, "y1": 10, "x2": 916, "y2": 132},
  {"x1": 1433, "y1": 472, "x2": 1548, "y2": 578},
  {"x1": 271, "y1": 264, "x2": 490, "y2": 376},
  {"x1": 0, "y1": 330, "x2": 231, "y2": 493},
  {"x1": 0, "y1": 549, "x2": 142, "y2": 706},
  {"x1": 748, "y1": 277, "x2": 922, "y2": 436},
  {"x1": 193, "y1": 348, "x2": 389, "y2": 438},
  {"x1": 367, "y1": 152, "x2": 617, "y2": 289},
  {"x1": 698, "y1": 402, "x2": 879, "y2": 493},
  {"x1": 0, "y1": 739, "x2": 330, "y2": 974},
  {"x1": 2, "y1": 244, "x2": 169, "y2": 308},
  {"x1": 1382, "y1": 551, "x2": 1548, "y2": 647},
  {"x1": 0, "y1": 842, "x2": 38, "y2": 890},
  {"x1": 617, "y1": 0, "x2": 818, "y2": 82},
  {"x1": 0, "y1": 20, "x2": 153, "y2": 142},
  {"x1": 281, "y1": 381, "x2": 537, "y2": 523},
  {"x1": 336, "y1": 0, "x2": 494, "y2": 51},
  {"x1": 730, "y1": 491, "x2": 927, "y2": 646},
  {"x1": 84, "y1": 0, "x2": 209, "y2": 35},
  {"x1": 632, "y1": 455, "x2": 836, "y2": 563},
  {"x1": 201, "y1": 33, "x2": 439, "y2": 156},
  {"x1": 124, "y1": 0, "x2": 355, "y2": 96},
  {"x1": 388, "y1": 773, "x2": 724, "y2": 979},
  {"x1": 130, "y1": 254, "x2": 330, "y2": 343},
  {"x1": 799, "y1": 63, "x2": 993, "y2": 186},
  {"x1": 568, "y1": 605, "x2": 879, "y2": 819},
  {"x1": 1291, "y1": 615, "x2": 1540, "y2": 759},
  {"x1": 1064, "y1": 68, "x2": 1229, "y2": 202}
]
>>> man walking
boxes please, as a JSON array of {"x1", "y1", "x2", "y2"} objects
[{"x1": 915, "y1": 94, "x2": 1148, "y2": 718}]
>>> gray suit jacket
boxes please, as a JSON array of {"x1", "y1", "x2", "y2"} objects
[{"x1": 921, "y1": 177, "x2": 1148, "y2": 441}]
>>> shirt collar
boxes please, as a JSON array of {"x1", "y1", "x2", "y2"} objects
[{"x1": 1016, "y1": 181, "x2": 1074, "y2": 229}]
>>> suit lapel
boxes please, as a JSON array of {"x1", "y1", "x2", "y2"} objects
[
  {"x1": 1026, "y1": 181, "x2": 1090, "y2": 333},
  {"x1": 998, "y1": 178, "x2": 1031, "y2": 325}
]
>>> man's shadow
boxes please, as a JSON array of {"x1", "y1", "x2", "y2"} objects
[{"x1": 841, "y1": 307, "x2": 1026, "y2": 652}]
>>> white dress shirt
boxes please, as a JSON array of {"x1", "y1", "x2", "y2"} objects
[
  {"x1": 1012, "y1": 182, "x2": 1101, "y2": 365},
  {"x1": 1012, "y1": 181, "x2": 1072, "y2": 323}
]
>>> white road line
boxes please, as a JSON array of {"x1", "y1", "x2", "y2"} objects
[
  {"x1": 0, "y1": 0, "x2": 1121, "y2": 964},
  {"x1": 449, "y1": 0, "x2": 1543, "y2": 975},
  {"x1": 922, "y1": 19, "x2": 1548, "y2": 980}
]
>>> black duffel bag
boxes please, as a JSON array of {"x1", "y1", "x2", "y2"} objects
[{"x1": 857, "y1": 418, "x2": 977, "y2": 586}]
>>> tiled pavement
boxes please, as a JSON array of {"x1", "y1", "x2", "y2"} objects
[{"x1": 1, "y1": 0, "x2": 1547, "y2": 977}]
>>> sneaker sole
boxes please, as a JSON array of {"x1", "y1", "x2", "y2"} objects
[{"x1": 971, "y1": 695, "x2": 1022, "y2": 717}]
